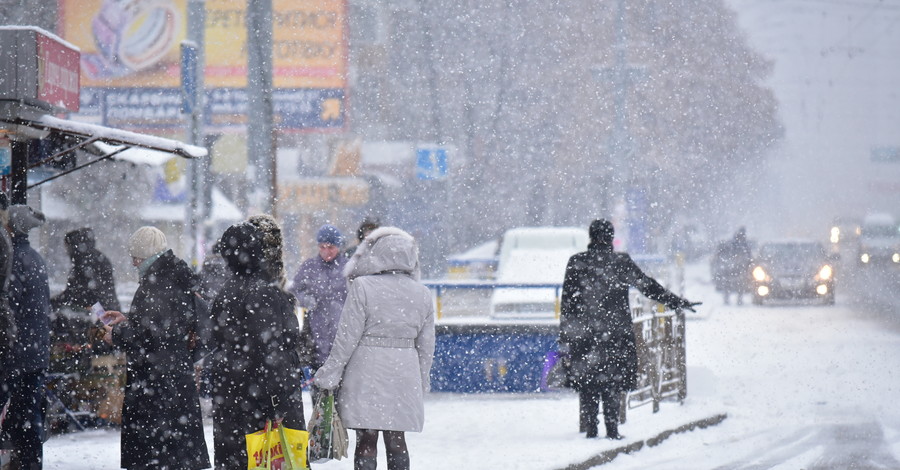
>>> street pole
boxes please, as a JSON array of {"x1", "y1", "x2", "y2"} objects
[
  {"x1": 185, "y1": 0, "x2": 206, "y2": 267},
  {"x1": 247, "y1": 0, "x2": 276, "y2": 215}
]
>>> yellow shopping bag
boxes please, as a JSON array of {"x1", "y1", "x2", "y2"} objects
[{"x1": 246, "y1": 419, "x2": 310, "y2": 470}]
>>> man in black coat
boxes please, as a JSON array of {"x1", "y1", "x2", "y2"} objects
[
  {"x1": 101, "y1": 226, "x2": 209, "y2": 470},
  {"x1": 51, "y1": 227, "x2": 120, "y2": 312},
  {"x1": 1, "y1": 204, "x2": 51, "y2": 469},
  {"x1": 559, "y1": 219, "x2": 700, "y2": 439}
]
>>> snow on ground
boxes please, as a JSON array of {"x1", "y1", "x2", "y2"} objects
[{"x1": 43, "y1": 261, "x2": 900, "y2": 468}]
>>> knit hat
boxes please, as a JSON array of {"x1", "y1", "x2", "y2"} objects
[
  {"x1": 8, "y1": 205, "x2": 45, "y2": 235},
  {"x1": 128, "y1": 226, "x2": 167, "y2": 260},
  {"x1": 316, "y1": 224, "x2": 345, "y2": 247}
]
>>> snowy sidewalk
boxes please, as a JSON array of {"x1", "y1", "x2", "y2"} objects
[{"x1": 44, "y1": 376, "x2": 728, "y2": 470}]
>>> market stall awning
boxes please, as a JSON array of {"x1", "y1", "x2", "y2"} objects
[{"x1": 0, "y1": 102, "x2": 206, "y2": 191}]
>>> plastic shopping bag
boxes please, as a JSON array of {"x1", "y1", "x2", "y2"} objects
[
  {"x1": 541, "y1": 350, "x2": 569, "y2": 391},
  {"x1": 246, "y1": 419, "x2": 310, "y2": 470},
  {"x1": 308, "y1": 390, "x2": 348, "y2": 463}
]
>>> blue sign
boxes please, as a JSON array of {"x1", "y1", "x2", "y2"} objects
[
  {"x1": 77, "y1": 87, "x2": 346, "y2": 130},
  {"x1": 416, "y1": 147, "x2": 448, "y2": 180},
  {"x1": 0, "y1": 147, "x2": 10, "y2": 176},
  {"x1": 181, "y1": 42, "x2": 199, "y2": 115}
]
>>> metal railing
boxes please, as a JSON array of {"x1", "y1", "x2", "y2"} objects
[{"x1": 622, "y1": 294, "x2": 687, "y2": 421}]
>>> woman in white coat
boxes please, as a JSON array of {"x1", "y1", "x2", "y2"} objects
[{"x1": 314, "y1": 227, "x2": 436, "y2": 470}]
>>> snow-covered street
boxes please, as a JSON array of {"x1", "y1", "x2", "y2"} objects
[{"x1": 42, "y1": 261, "x2": 900, "y2": 469}]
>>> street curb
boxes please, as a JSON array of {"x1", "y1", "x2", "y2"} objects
[{"x1": 556, "y1": 413, "x2": 729, "y2": 470}]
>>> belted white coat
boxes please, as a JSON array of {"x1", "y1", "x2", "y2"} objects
[{"x1": 314, "y1": 227, "x2": 436, "y2": 432}]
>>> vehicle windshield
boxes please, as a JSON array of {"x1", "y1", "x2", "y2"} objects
[{"x1": 758, "y1": 243, "x2": 825, "y2": 263}]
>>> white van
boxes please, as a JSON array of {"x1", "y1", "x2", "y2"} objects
[
  {"x1": 489, "y1": 227, "x2": 589, "y2": 319},
  {"x1": 858, "y1": 213, "x2": 900, "y2": 265}
]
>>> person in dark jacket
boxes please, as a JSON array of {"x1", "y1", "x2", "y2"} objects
[
  {"x1": 101, "y1": 226, "x2": 210, "y2": 470},
  {"x1": 291, "y1": 224, "x2": 348, "y2": 375},
  {"x1": 208, "y1": 222, "x2": 305, "y2": 470},
  {"x1": 560, "y1": 219, "x2": 700, "y2": 440},
  {"x1": 1, "y1": 204, "x2": 51, "y2": 469},
  {"x1": 51, "y1": 227, "x2": 120, "y2": 312},
  {"x1": 0, "y1": 194, "x2": 15, "y2": 376},
  {"x1": 711, "y1": 227, "x2": 753, "y2": 305}
]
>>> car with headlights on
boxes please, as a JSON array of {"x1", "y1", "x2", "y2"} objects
[
  {"x1": 751, "y1": 240, "x2": 836, "y2": 305},
  {"x1": 857, "y1": 213, "x2": 900, "y2": 266}
]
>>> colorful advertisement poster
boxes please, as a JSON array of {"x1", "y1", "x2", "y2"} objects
[{"x1": 58, "y1": 0, "x2": 347, "y2": 130}]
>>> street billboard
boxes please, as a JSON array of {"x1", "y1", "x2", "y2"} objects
[{"x1": 57, "y1": 0, "x2": 347, "y2": 130}]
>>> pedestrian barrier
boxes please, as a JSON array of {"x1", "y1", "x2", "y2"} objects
[{"x1": 622, "y1": 294, "x2": 687, "y2": 422}]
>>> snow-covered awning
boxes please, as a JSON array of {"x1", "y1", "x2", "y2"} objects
[{"x1": 0, "y1": 102, "x2": 206, "y2": 190}]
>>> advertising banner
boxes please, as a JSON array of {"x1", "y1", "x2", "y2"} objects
[{"x1": 58, "y1": 0, "x2": 347, "y2": 130}]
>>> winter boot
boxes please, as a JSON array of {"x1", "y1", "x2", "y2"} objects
[{"x1": 605, "y1": 421, "x2": 623, "y2": 440}]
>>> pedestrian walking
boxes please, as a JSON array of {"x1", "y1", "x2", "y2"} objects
[
  {"x1": 314, "y1": 227, "x2": 436, "y2": 470},
  {"x1": 711, "y1": 227, "x2": 753, "y2": 305},
  {"x1": 1, "y1": 204, "x2": 50, "y2": 470},
  {"x1": 207, "y1": 222, "x2": 304, "y2": 469},
  {"x1": 560, "y1": 219, "x2": 700, "y2": 439},
  {"x1": 100, "y1": 226, "x2": 209, "y2": 470}
]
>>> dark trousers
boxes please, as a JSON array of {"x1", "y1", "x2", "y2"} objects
[
  {"x1": 0, "y1": 369, "x2": 46, "y2": 470},
  {"x1": 579, "y1": 387, "x2": 621, "y2": 437}
]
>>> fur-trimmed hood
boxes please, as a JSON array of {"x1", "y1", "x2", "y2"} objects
[{"x1": 343, "y1": 226, "x2": 420, "y2": 280}]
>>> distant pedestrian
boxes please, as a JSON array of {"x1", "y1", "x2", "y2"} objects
[
  {"x1": 51, "y1": 227, "x2": 120, "y2": 312},
  {"x1": 1, "y1": 204, "x2": 51, "y2": 469},
  {"x1": 344, "y1": 216, "x2": 381, "y2": 258},
  {"x1": 100, "y1": 226, "x2": 210, "y2": 470},
  {"x1": 315, "y1": 227, "x2": 436, "y2": 470},
  {"x1": 711, "y1": 227, "x2": 753, "y2": 305},
  {"x1": 291, "y1": 224, "x2": 348, "y2": 398},
  {"x1": 208, "y1": 222, "x2": 305, "y2": 469},
  {"x1": 560, "y1": 219, "x2": 700, "y2": 439}
]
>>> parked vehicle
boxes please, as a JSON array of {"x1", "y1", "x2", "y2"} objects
[
  {"x1": 489, "y1": 227, "x2": 589, "y2": 319},
  {"x1": 857, "y1": 213, "x2": 900, "y2": 265},
  {"x1": 751, "y1": 240, "x2": 836, "y2": 305}
]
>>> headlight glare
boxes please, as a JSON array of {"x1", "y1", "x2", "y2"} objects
[
  {"x1": 752, "y1": 266, "x2": 767, "y2": 282},
  {"x1": 818, "y1": 265, "x2": 832, "y2": 280}
]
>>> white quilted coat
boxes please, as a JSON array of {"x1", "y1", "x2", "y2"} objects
[{"x1": 314, "y1": 227, "x2": 436, "y2": 432}]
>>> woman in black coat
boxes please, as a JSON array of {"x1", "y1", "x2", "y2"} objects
[
  {"x1": 208, "y1": 222, "x2": 304, "y2": 469},
  {"x1": 103, "y1": 226, "x2": 209, "y2": 470},
  {"x1": 560, "y1": 219, "x2": 699, "y2": 440}
]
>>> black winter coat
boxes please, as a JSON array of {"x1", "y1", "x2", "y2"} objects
[
  {"x1": 560, "y1": 246, "x2": 687, "y2": 392},
  {"x1": 111, "y1": 250, "x2": 209, "y2": 470},
  {"x1": 208, "y1": 272, "x2": 304, "y2": 469},
  {"x1": 0, "y1": 229, "x2": 15, "y2": 370},
  {"x1": 8, "y1": 235, "x2": 50, "y2": 373},
  {"x1": 52, "y1": 236, "x2": 120, "y2": 311}
]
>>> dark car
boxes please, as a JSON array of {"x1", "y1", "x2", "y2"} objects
[{"x1": 751, "y1": 240, "x2": 836, "y2": 305}]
